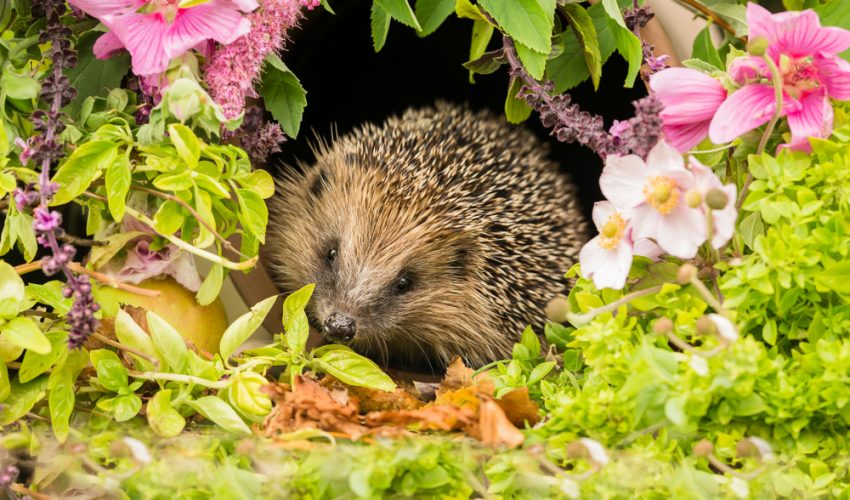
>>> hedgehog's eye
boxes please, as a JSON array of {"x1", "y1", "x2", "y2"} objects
[
  {"x1": 393, "y1": 274, "x2": 414, "y2": 295},
  {"x1": 325, "y1": 242, "x2": 339, "y2": 265}
]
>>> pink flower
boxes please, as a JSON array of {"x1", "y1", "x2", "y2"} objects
[
  {"x1": 600, "y1": 141, "x2": 706, "y2": 259},
  {"x1": 579, "y1": 202, "x2": 663, "y2": 290},
  {"x1": 649, "y1": 68, "x2": 727, "y2": 152},
  {"x1": 709, "y1": 3, "x2": 850, "y2": 151},
  {"x1": 689, "y1": 160, "x2": 738, "y2": 248},
  {"x1": 70, "y1": 0, "x2": 259, "y2": 76}
]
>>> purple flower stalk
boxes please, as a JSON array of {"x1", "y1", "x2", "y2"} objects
[
  {"x1": 624, "y1": 3, "x2": 669, "y2": 77},
  {"x1": 224, "y1": 106, "x2": 287, "y2": 163},
  {"x1": 205, "y1": 0, "x2": 319, "y2": 120},
  {"x1": 28, "y1": 0, "x2": 99, "y2": 349}
]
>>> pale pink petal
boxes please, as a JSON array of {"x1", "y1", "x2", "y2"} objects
[
  {"x1": 580, "y1": 237, "x2": 633, "y2": 290},
  {"x1": 711, "y1": 184, "x2": 738, "y2": 249},
  {"x1": 165, "y1": 1, "x2": 252, "y2": 58},
  {"x1": 646, "y1": 140, "x2": 685, "y2": 174},
  {"x1": 650, "y1": 68, "x2": 726, "y2": 124},
  {"x1": 633, "y1": 237, "x2": 664, "y2": 261},
  {"x1": 93, "y1": 31, "x2": 126, "y2": 60},
  {"x1": 230, "y1": 0, "x2": 260, "y2": 11},
  {"x1": 785, "y1": 91, "x2": 833, "y2": 152},
  {"x1": 599, "y1": 155, "x2": 649, "y2": 209},
  {"x1": 818, "y1": 55, "x2": 850, "y2": 101},
  {"x1": 630, "y1": 204, "x2": 661, "y2": 241},
  {"x1": 745, "y1": 3, "x2": 774, "y2": 43},
  {"x1": 68, "y1": 0, "x2": 140, "y2": 17},
  {"x1": 728, "y1": 56, "x2": 769, "y2": 86},
  {"x1": 760, "y1": 8, "x2": 850, "y2": 58},
  {"x1": 653, "y1": 203, "x2": 707, "y2": 259},
  {"x1": 663, "y1": 121, "x2": 711, "y2": 152},
  {"x1": 108, "y1": 13, "x2": 170, "y2": 75},
  {"x1": 709, "y1": 84, "x2": 776, "y2": 144},
  {"x1": 591, "y1": 201, "x2": 619, "y2": 231}
]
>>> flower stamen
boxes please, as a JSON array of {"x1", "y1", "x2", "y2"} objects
[
  {"x1": 643, "y1": 175, "x2": 680, "y2": 214},
  {"x1": 599, "y1": 213, "x2": 626, "y2": 250}
]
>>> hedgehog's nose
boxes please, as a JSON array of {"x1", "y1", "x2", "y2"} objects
[{"x1": 323, "y1": 313, "x2": 356, "y2": 343}]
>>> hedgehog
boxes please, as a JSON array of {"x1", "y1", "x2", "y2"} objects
[{"x1": 264, "y1": 102, "x2": 588, "y2": 371}]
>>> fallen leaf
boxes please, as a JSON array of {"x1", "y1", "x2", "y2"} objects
[{"x1": 479, "y1": 397, "x2": 525, "y2": 448}]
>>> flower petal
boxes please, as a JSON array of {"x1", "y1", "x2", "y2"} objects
[
  {"x1": 633, "y1": 237, "x2": 664, "y2": 261},
  {"x1": 68, "y1": 0, "x2": 141, "y2": 17},
  {"x1": 785, "y1": 91, "x2": 833, "y2": 152},
  {"x1": 819, "y1": 55, "x2": 850, "y2": 101},
  {"x1": 580, "y1": 237, "x2": 633, "y2": 290},
  {"x1": 745, "y1": 3, "x2": 774, "y2": 42},
  {"x1": 93, "y1": 31, "x2": 126, "y2": 60},
  {"x1": 711, "y1": 184, "x2": 738, "y2": 248},
  {"x1": 108, "y1": 13, "x2": 170, "y2": 76},
  {"x1": 663, "y1": 121, "x2": 711, "y2": 152},
  {"x1": 591, "y1": 201, "x2": 619, "y2": 231},
  {"x1": 630, "y1": 204, "x2": 661, "y2": 241},
  {"x1": 166, "y1": 1, "x2": 253, "y2": 59},
  {"x1": 599, "y1": 155, "x2": 648, "y2": 209},
  {"x1": 709, "y1": 84, "x2": 776, "y2": 144},
  {"x1": 646, "y1": 140, "x2": 685, "y2": 174},
  {"x1": 762, "y1": 8, "x2": 850, "y2": 58},
  {"x1": 230, "y1": 0, "x2": 260, "y2": 11},
  {"x1": 650, "y1": 68, "x2": 726, "y2": 124},
  {"x1": 654, "y1": 204, "x2": 707, "y2": 259}
]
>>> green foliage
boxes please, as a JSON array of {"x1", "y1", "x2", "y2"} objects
[{"x1": 259, "y1": 54, "x2": 308, "y2": 139}]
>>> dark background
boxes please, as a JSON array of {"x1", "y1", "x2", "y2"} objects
[{"x1": 278, "y1": 0, "x2": 648, "y2": 219}]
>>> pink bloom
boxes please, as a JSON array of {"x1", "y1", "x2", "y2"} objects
[
  {"x1": 709, "y1": 3, "x2": 850, "y2": 151},
  {"x1": 70, "y1": 0, "x2": 259, "y2": 76},
  {"x1": 649, "y1": 68, "x2": 727, "y2": 152},
  {"x1": 116, "y1": 240, "x2": 202, "y2": 291},
  {"x1": 600, "y1": 141, "x2": 706, "y2": 259},
  {"x1": 688, "y1": 160, "x2": 738, "y2": 248},
  {"x1": 205, "y1": 0, "x2": 318, "y2": 119}
]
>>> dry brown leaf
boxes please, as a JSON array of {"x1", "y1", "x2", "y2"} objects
[
  {"x1": 479, "y1": 397, "x2": 525, "y2": 448},
  {"x1": 496, "y1": 387, "x2": 540, "y2": 427},
  {"x1": 365, "y1": 405, "x2": 476, "y2": 432},
  {"x1": 442, "y1": 357, "x2": 474, "y2": 389}
]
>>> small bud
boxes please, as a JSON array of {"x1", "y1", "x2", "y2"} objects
[
  {"x1": 568, "y1": 438, "x2": 609, "y2": 466},
  {"x1": 695, "y1": 316, "x2": 715, "y2": 336},
  {"x1": 653, "y1": 317, "x2": 673, "y2": 334},
  {"x1": 677, "y1": 263, "x2": 698, "y2": 284},
  {"x1": 545, "y1": 296, "x2": 570, "y2": 323},
  {"x1": 737, "y1": 437, "x2": 774, "y2": 462},
  {"x1": 685, "y1": 189, "x2": 702, "y2": 208},
  {"x1": 693, "y1": 439, "x2": 714, "y2": 457},
  {"x1": 747, "y1": 37, "x2": 769, "y2": 56},
  {"x1": 705, "y1": 188, "x2": 729, "y2": 210}
]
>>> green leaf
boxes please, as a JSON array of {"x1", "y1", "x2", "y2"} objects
[
  {"x1": 64, "y1": 32, "x2": 131, "y2": 114},
  {"x1": 283, "y1": 284, "x2": 315, "y2": 356},
  {"x1": 415, "y1": 0, "x2": 454, "y2": 35},
  {"x1": 92, "y1": 354, "x2": 129, "y2": 393},
  {"x1": 190, "y1": 396, "x2": 251, "y2": 434},
  {"x1": 313, "y1": 349, "x2": 397, "y2": 391},
  {"x1": 371, "y1": 1, "x2": 392, "y2": 51},
  {"x1": 147, "y1": 389, "x2": 186, "y2": 437},
  {"x1": 519, "y1": 325, "x2": 541, "y2": 358},
  {"x1": 376, "y1": 0, "x2": 422, "y2": 31},
  {"x1": 27, "y1": 281, "x2": 73, "y2": 315},
  {"x1": 87, "y1": 231, "x2": 147, "y2": 269},
  {"x1": 0, "y1": 376, "x2": 48, "y2": 425},
  {"x1": 691, "y1": 24, "x2": 723, "y2": 69},
  {"x1": 515, "y1": 42, "x2": 548, "y2": 80},
  {"x1": 146, "y1": 311, "x2": 189, "y2": 373},
  {"x1": 0, "y1": 260, "x2": 25, "y2": 304},
  {"x1": 527, "y1": 361, "x2": 556, "y2": 385},
  {"x1": 236, "y1": 188, "x2": 268, "y2": 243},
  {"x1": 504, "y1": 77, "x2": 532, "y2": 124},
  {"x1": 601, "y1": 0, "x2": 641, "y2": 87},
  {"x1": 738, "y1": 212, "x2": 764, "y2": 250},
  {"x1": 153, "y1": 200, "x2": 186, "y2": 236},
  {"x1": 168, "y1": 123, "x2": 201, "y2": 169},
  {"x1": 468, "y1": 20, "x2": 495, "y2": 83},
  {"x1": 51, "y1": 141, "x2": 118, "y2": 205},
  {"x1": 1, "y1": 69, "x2": 39, "y2": 100},
  {"x1": 260, "y1": 54, "x2": 307, "y2": 138},
  {"x1": 817, "y1": 0, "x2": 850, "y2": 61},
  {"x1": 220, "y1": 295, "x2": 278, "y2": 362},
  {"x1": 816, "y1": 262, "x2": 850, "y2": 294},
  {"x1": 114, "y1": 309, "x2": 163, "y2": 371},
  {"x1": 111, "y1": 394, "x2": 143, "y2": 422},
  {"x1": 0, "y1": 362, "x2": 9, "y2": 403},
  {"x1": 48, "y1": 349, "x2": 87, "y2": 443},
  {"x1": 105, "y1": 152, "x2": 131, "y2": 222},
  {"x1": 152, "y1": 169, "x2": 193, "y2": 192},
  {"x1": 2, "y1": 316, "x2": 51, "y2": 354},
  {"x1": 235, "y1": 170, "x2": 275, "y2": 199},
  {"x1": 477, "y1": 0, "x2": 553, "y2": 54},
  {"x1": 455, "y1": 0, "x2": 485, "y2": 21},
  {"x1": 547, "y1": 4, "x2": 616, "y2": 92},
  {"x1": 560, "y1": 3, "x2": 602, "y2": 89},
  {"x1": 196, "y1": 264, "x2": 224, "y2": 307},
  {"x1": 18, "y1": 331, "x2": 66, "y2": 383}
]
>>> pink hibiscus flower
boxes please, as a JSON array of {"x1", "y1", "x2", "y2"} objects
[
  {"x1": 709, "y1": 3, "x2": 850, "y2": 151},
  {"x1": 579, "y1": 202, "x2": 662, "y2": 290},
  {"x1": 649, "y1": 68, "x2": 727, "y2": 152},
  {"x1": 70, "y1": 0, "x2": 259, "y2": 76},
  {"x1": 599, "y1": 141, "x2": 707, "y2": 259}
]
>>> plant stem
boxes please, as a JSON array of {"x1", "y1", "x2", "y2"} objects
[
  {"x1": 567, "y1": 285, "x2": 663, "y2": 324},
  {"x1": 671, "y1": 0, "x2": 739, "y2": 39},
  {"x1": 91, "y1": 332, "x2": 160, "y2": 369},
  {"x1": 83, "y1": 191, "x2": 258, "y2": 271},
  {"x1": 67, "y1": 262, "x2": 161, "y2": 298},
  {"x1": 689, "y1": 274, "x2": 730, "y2": 318},
  {"x1": 127, "y1": 370, "x2": 231, "y2": 389}
]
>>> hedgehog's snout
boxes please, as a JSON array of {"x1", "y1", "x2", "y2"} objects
[{"x1": 322, "y1": 312, "x2": 356, "y2": 343}]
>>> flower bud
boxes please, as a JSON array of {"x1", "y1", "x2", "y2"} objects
[
  {"x1": 693, "y1": 439, "x2": 714, "y2": 457},
  {"x1": 567, "y1": 438, "x2": 609, "y2": 466},
  {"x1": 747, "y1": 37, "x2": 769, "y2": 56},
  {"x1": 685, "y1": 189, "x2": 702, "y2": 208},
  {"x1": 695, "y1": 316, "x2": 716, "y2": 336},
  {"x1": 545, "y1": 295, "x2": 570, "y2": 323},
  {"x1": 228, "y1": 371, "x2": 273, "y2": 416},
  {"x1": 737, "y1": 437, "x2": 774, "y2": 462},
  {"x1": 705, "y1": 188, "x2": 729, "y2": 210},
  {"x1": 653, "y1": 317, "x2": 673, "y2": 334},
  {"x1": 677, "y1": 263, "x2": 698, "y2": 284}
]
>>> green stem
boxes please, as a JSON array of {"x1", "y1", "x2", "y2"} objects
[
  {"x1": 567, "y1": 285, "x2": 663, "y2": 325},
  {"x1": 128, "y1": 370, "x2": 231, "y2": 389}
]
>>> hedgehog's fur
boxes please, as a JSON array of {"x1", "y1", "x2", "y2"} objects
[{"x1": 264, "y1": 103, "x2": 588, "y2": 370}]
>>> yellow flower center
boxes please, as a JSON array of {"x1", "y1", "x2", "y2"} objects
[
  {"x1": 780, "y1": 55, "x2": 820, "y2": 100},
  {"x1": 643, "y1": 175, "x2": 680, "y2": 214},
  {"x1": 599, "y1": 213, "x2": 626, "y2": 250}
]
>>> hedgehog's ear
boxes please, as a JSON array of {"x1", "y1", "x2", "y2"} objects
[
  {"x1": 445, "y1": 231, "x2": 479, "y2": 276},
  {"x1": 309, "y1": 168, "x2": 330, "y2": 200}
]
